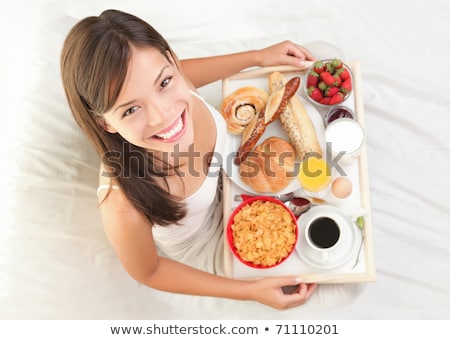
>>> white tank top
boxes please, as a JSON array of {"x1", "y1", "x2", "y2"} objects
[{"x1": 151, "y1": 91, "x2": 227, "y2": 273}]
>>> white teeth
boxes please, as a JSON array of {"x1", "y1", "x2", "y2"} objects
[{"x1": 155, "y1": 118, "x2": 183, "y2": 139}]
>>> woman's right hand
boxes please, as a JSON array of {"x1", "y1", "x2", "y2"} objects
[{"x1": 249, "y1": 276, "x2": 317, "y2": 310}]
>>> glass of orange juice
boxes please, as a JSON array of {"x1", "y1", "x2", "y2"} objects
[{"x1": 298, "y1": 156, "x2": 332, "y2": 198}]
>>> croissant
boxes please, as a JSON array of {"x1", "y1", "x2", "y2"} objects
[
  {"x1": 220, "y1": 86, "x2": 269, "y2": 135},
  {"x1": 268, "y1": 72, "x2": 323, "y2": 160}
]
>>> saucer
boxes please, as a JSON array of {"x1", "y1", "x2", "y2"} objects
[{"x1": 296, "y1": 205, "x2": 360, "y2": 269}]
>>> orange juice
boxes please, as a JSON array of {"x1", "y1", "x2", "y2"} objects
[{"x1": 298, "y1": 157, "x2": 332, "y2": 193}]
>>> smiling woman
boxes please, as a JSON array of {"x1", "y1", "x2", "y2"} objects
[
  {"x1": 3, "y1": 0, "x2": 450, "y2": 322},
  {"x1": 99, "y1": 47, "x2": 195, "y2": 153},
  {"x1": 60, "y1": 8, "x2": 318, "y2": 310}
]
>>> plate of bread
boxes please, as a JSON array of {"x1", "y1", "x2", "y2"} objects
[{"x1": 220, "y1": 70, "x2": 326, "y2": 195}]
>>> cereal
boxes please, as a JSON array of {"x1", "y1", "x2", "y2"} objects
[{"x1": 231, "y1": 200, "x2": 297, "y2": 267}]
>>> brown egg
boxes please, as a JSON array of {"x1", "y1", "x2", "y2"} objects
[{"x1": 331, "y1": 177, "x2": 353, "y2": 199}]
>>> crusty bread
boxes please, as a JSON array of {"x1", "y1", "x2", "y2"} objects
[
  {"x1": 268, "y1": 72, "x2": 323, "y2": 160},
  {"x1": 239, "y1": 137, "x2": 296, "y2": 193}
]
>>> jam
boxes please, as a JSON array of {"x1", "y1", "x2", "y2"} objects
[{"x1": 325, "y1": 106, "x2": 354, "y2": 125}]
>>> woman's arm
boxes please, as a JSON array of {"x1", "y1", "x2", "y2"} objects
[
  {"x1": 180, "y1": 40, "x2": 315, "y2": 88},
  {"x1": 99, "y1": 189, "x2": 316, "y2": 310}
]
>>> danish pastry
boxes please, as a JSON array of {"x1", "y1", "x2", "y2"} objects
[{"x1": 220, "y1": 86, "x2": 268, "y2": 135}]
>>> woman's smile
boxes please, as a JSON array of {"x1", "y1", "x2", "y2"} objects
[{"x1": 152, "y1": 111, "x2": 187, "y2": 143}]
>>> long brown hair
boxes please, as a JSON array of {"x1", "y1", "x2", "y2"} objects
[{"x1": 60, "y1": 9, "x2": 186, "y2": 226}]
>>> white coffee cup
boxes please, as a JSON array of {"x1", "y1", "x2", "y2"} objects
[{"x1": 304, "y1": 216, "x2": 342, "y2": 264}]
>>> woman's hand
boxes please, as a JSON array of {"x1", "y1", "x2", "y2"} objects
[
  {"x1": 249, "y1": 276, "x2": 317, "y2": 310},
  {"x1": 256, "y1": 40, "x2": 315, "y2": 68}
]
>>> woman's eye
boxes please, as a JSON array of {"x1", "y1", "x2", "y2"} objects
[
  {"x1": 160, "y1": 76, "x2": 172, "y2": 89},
  {"x1": 123, "y1": 106, "x2": 139, "y2": 118}
]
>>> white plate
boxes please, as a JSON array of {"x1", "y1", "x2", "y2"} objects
[
  {"x1": 222, "y1": 96, "x2": 325, "y2": 195},
  {"x1": 296, "y1": 205, "x2": 360, "y2": 269}
]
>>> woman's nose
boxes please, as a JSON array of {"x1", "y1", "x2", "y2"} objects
[{"x1": 145, "y1": 103, "x2": 171, "y2": 126}]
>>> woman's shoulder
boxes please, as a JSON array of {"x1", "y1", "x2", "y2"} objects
[
  {"x1": 97, "y1": 162, "x2": 120, "y2": 196},
  {"x1": 97, "y1": 163, "x2": 153, "y2": 234}
]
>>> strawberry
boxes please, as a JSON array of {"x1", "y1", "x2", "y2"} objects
[
  {"x1": 341, "y1": 78, "x2": 352, "y2": 94},
  {"x1": 307, "y1": 58, "x2": 352, "y2": 106},
  {"x1": 320, "y1": 97, "x2": 331, "y2": 105},
  {"x1": 325, "y1": 62, "x2": 335, "y2": 74},
  {"x1": 339, "y1": 68, "x2": 351, "y2": 81},
  {"x1": 312, "y1": 61, "x2": 325, "y2": 73},
  {"x1": 333, "y1": 75, "x2": 342, "y2": 87},
  {"x1": 319, "y1": 71, "x2": 335, "y2": 86},
  {"x1": 307, "y1": 86, "x2": 323, "y2": 102},
  {"x1": 318, "y1": 81, "x2": 328, "y2": 92},
  {"x1": 329, "y1": 92, "x2": 344, "y2": 105},
  {"x1": 325, "y1": 86, "x2": 339, "y2": 97},
  {"x1": 331, "y1": 58, "x2": 343, "y2": 70},
  {"x1": 306, "y1": 71, "x2": 319, "y2": 87}
]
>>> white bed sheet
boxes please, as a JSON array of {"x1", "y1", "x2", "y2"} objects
[{"x1": 1, "y1": 0, "x2": 450, "y2": 320}]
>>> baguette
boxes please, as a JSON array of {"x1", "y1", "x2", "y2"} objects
[
  {"x1": 268, "y1": 72, "x2": 322, "y2": 160},
  {"x1": 235, "y1": 76, "x2": 300, "y2": 164}
]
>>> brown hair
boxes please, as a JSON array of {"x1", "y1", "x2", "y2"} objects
[{"x1": 60, "y1": 9, "x2": 186, "y2": 226}]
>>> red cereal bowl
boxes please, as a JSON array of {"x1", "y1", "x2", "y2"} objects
[
  {"x1": 226, "y1": 196, "x2": 298, "y2": 269},
  {"x1": 304, "y1": 58, "x2": 353, "y2": 108}
]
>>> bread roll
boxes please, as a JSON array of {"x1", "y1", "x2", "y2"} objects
[
  {"x1": 268, "y1": 72, "x2": 323, "y2": 160},
  {"x1": 220, "y1": 86, "x2": 268, "y2": 134},
  {"x1": 239, "y1": 137, "x2": 296, "y2": 193}
]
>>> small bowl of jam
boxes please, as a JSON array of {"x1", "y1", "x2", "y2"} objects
[{"x1": 324, "y1": 105, "x2": 354, "y2": 126}]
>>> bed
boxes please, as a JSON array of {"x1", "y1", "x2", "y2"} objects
[{"x1": 1, "y1": 0, "x2": 449, "y2": 320}]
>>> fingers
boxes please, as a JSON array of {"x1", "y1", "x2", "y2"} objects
[
  {"x1": 282, "y1": 41, "x2": 316, "y2": 66},
  {"x1": 304, "y1": 283, "x2": 318, "y2": 299},
  {"x1": 255, "y1": 276, "x2": 317, "y2": 310},
  {"x1": 282, "y1": 283, "x2": 318, "y2": 309},
  {"x1": 297, "y1": 45, "x2": 316, "y2": 61}
]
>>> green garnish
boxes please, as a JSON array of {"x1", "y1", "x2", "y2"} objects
[{"x1": 352, "y1": 216, "x2": 365, "y2": 269}]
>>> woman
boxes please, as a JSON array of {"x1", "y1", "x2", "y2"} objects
[{"x1": 60, "y1": 9, "x2": 317, "y2": 310}]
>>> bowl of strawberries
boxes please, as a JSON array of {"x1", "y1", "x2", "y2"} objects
[{"x1": 304, "y1": 58, "x2": 353, "y2": 107}]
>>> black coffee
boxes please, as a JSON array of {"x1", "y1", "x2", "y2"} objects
[{"x1": 308, "y1": 217, "x2": 340, "y2": 249}]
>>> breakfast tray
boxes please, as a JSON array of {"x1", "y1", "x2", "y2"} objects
[{"x1": 221, "y1": 62, "x2": 376, "y2": 283}]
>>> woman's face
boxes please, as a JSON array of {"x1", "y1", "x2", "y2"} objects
[{"x1": 101, "y1": 46, "x2": 194, "y2": 155}]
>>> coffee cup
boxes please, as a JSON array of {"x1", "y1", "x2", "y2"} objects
[{"x1": 304, "y1": 216, "x2": 341, "y2": 264}]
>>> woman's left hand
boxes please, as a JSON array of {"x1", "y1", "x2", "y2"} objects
[{"x1": 256, "y1": 40, "x2": 315, "y2": 68}]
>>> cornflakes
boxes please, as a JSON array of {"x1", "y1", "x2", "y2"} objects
[{"x1": 231, "y1": 200, "x2": 297, "y2": 267}]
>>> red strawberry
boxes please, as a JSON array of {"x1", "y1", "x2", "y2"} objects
[
  {"x1": 325, "y1": 62, "x2": 335, "y2": 74},
  {"x1": 325, "y1": 86, "x2": 339, "y2": 97},
  {"x1": 320, "y1": 97, "x2": 331, "y2": 105},
  {"x1": 341, "y1": 78, "x2": 352, "y2": 94},
  {"x1": 306, "y1": 71, "x2": 319, "y2": 87},
  {"x1": 312, "y1": 61, "x2": 325, "y2": 73},
  {"x1": 307, "y1": 86, "x2": 323, "y2": 102},
  {"x1": 320, "y1": 71, "x2": 335, "y2": 86},
  {"x1": 331, "y1": 58, "x2": 343, "y2": 70},
  {"x1": 329, "y1": 92, "x2": 344, "y2": 105},
  {"x1": 318, "y1": 81, "x2": 328, "y2": 92},
  {"x1": 333, "y1": 75, "x2": 342, "y2": 87},
  {"x1": 340, "y1": 68, "x2": 351, "y2": 81}
]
